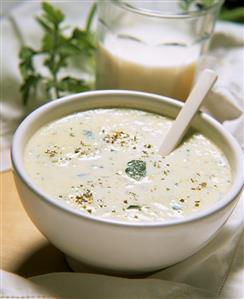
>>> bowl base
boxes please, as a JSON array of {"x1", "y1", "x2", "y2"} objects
[{"x1": 65, "y1": 255, "x2": 151, "y2": 278}]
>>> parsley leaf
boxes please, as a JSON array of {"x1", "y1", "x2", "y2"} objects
[
  {"x1": 179, "y1": 0, "x2": 217, "y2": 11},
  {"x1": 127, "y1": 205, "x2": 142, "y2": 210},
  {"x1": 125, "y1": 160, "x2": 147, "y2": 181}
]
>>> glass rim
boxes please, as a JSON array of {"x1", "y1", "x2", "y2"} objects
[{"x1": 110, "y1": 0, "x2": 225, "y2": 19}]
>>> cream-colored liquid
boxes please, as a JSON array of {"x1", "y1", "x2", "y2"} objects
[
  {"x1": 24, "y1": 109, "x2": 231, "y2": 223},
  {"x1": 96, "y1": 25, "x2": 198, "y2": 100}
]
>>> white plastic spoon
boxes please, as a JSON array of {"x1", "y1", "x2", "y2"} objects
[{"x1": 159, "y1": 69, "x2": 218, "y2": 157}]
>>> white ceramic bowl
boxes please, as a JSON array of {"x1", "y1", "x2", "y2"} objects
[{"x1": 11, "y1": 90, "x2": 243, "y2": 274}]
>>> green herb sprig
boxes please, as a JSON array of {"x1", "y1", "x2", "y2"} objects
[
  {"x1": 127, "y1": 205, "x2": 142, "y2": 210},
  {"x1": 19, "y1": 2, "x2": 97, "y2": 105},
  {"x1": 219, "y1": 7, "x2": 244, "y2": 23},
  {"x1": 179, "y1": 0, "x2": 217, "y2": 11},
  {"x1": 125, "y1": 160, "x2": 147, "y2": 181}
]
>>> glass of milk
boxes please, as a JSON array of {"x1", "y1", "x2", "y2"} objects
[{"x1": 96, "y1": 0, "x2": 224, "y2": 101}]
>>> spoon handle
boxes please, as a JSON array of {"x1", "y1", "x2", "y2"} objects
[{"x1": 159, "y1": 69, "x2": 218, "y2": 157}]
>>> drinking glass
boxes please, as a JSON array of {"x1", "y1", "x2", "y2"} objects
[{"x1": 96, "y1": 0, "x2": 224, "y2": 101}]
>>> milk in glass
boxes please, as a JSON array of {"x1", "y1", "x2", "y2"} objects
[{"x1": 96, "y1": 24, "x2": 199, "y2": 101}]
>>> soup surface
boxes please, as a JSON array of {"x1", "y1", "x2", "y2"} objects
[{"x1": 24, "y1": 109, "x2": 231, "y2": 222}]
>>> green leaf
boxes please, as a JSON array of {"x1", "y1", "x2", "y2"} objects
[
  {"x1": 219, "y1": 7, "x2": 244, "y2": 23},
  {"x1": 41, "y1": 33, "x2": 55, "y2": 52},
  {"x1": 19, "y1": 46, "x2": 35, "y2": 60},
  {"x1": 19, "y1": 47, "x2": 36, "y2": 78},
  {"x1": 36, "y1": 16, "x2": 53, "y2": 32},
  {"x1": 20, "y1": 75, "x2": 41, "y2": 105},
  {"x1": 125, "y1": 160, "x2": 147, "y2": 181},
  {"x1": 42, "y1": 2, "x2": 64, "y2": 26},
  {"x1": 57, "y1": 77, "x2": 91, "y2": 93},
  {"x1": 179, "y1": 0, "x2": 217, "y2": 11},
  {"x1": 85, "y1": 3, "x2": 97, "y2": 32},
  {"x1": 127, "y1": 205, "x2": 142, "y2": 210},
  {"x1": 71, "y1": 29, "x2": 96, "y2": 52}
]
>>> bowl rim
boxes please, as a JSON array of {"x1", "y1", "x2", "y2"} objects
[{"x1": 11, "y1": 90, "x2": 244, "y2": 228}]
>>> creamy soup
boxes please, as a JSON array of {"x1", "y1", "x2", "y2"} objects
[{"x1": 24, "y1": 109, "x2": 231, "y2": 223}]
